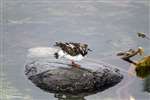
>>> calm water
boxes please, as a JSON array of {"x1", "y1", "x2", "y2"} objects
[{"x1": 1, "y1": 0, "x2": 150, "y2": 100}]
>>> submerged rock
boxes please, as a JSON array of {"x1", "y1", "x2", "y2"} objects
[
  {"x1": 144, "y1": 76, "x2": 150, "y2": 93},
  {"x1": 135, "y1": 56, "x2": 150, "y2": 78},
  {"x1": 25, "y1": 59, "x2": 123, "y2": 96}
]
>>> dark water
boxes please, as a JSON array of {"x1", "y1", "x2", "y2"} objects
[{"x1": 0, "y1": 0, "x2": 150, "y2": 100}]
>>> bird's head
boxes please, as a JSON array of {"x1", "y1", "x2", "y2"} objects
[
  {"x1": 81, "y1": 44, "x2": 92, "y2": 52},
  {"x1": 80, "y1": 44, "x2": 88, "y2": 48}
]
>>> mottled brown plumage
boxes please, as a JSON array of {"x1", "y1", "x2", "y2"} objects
[{"x1": 54, "y1": 42, "x2": 91, "y2": 56}]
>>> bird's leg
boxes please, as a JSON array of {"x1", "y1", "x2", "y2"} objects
[
  {"x1": 71, "y1": 60, "x2": 75, "y2": 65},
  {"x1": 71, "y1": 60, "x2": 80, "y2": 68}
]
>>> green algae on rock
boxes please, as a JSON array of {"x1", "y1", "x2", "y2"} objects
[
  {"x1": 135, "y1": 56, "x2": 150, "y2": 78},
  {"x1": 117, "y1": 47, "x2": 150, "y2": 79}
]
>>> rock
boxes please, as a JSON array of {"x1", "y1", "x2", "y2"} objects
[
  {"x1": 25, "y1": 59, "x2": 123, "y2": 96},
  {"x1": 144, "y1": 75, "x2": 150, "y2": 93}
]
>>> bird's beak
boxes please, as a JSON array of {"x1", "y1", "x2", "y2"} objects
[{"x1": 88, "y1": 49, "x2": 92, "y2": 51}]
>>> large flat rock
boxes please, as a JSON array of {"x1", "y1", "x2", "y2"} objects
[{"x1": 25, "y1": 59, "x2": 123, "y2": 96}]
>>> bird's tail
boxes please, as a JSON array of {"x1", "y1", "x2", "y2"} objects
[{"x1": 27, "y1": 47, "x2": 58, "y2": 58}]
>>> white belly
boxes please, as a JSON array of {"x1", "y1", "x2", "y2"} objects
[
  {"x1": 58, "y1": 50, "x2": 84, "y2": 61},
  {"x1": 65, "y1": 54, "x2": 84, "y2": 61}
]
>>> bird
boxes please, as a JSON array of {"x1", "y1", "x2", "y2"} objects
[
  {"x1": 53, "y1": 42, "x2": 92, "y2": 68},
  {"x1": 137, "y1": 32, "x2": 150, "y2": 40}
]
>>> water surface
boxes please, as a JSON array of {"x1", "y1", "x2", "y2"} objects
[{"x1": 1, "y1": 0, "x2": 150, "y2": 100}]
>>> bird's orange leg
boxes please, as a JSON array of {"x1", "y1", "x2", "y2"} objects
[{"x1": 71, "y1": 60, "x2": 81, "y2": 68}]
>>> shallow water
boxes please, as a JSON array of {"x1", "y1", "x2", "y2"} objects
[{"x1": 1, "y1": 0, "x2": 150, "y2": 100}]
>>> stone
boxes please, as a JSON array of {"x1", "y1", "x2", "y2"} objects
[
  {"x1": 144, "y1": 75, "x2": 150, "y2": 93},
  {"x1": 25, "y1": 59, "x2": 123, "y2": 96}
]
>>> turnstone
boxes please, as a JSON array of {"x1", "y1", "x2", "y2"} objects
[
  {"x1": 137, "y1": 32, "x2": 150, "y2": 40},
  {"x1": 53, "y1": 42, "x2": 92, "y2": 68}
]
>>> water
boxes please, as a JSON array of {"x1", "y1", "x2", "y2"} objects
[{"x1": 1, "y1": 0, "x2": 150, "y2": 100}]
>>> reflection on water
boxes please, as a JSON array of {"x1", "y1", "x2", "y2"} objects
[
  {"x1": 54, "y1": 94, "x2": 85, "y2": 100},
  {"x1": 0, "y1": 72, "x2": 33, "y2": 100}
]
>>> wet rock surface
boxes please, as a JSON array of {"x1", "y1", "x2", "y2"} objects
[
  {"x1": 144, "y1": 76, "x2": 150, "y2": 93},
  {"x1": 25, "y1": 59, "x2": 123, "y2": 96}
]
